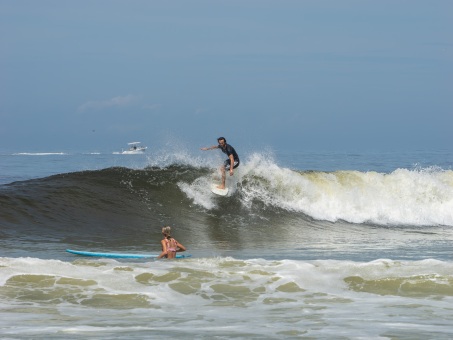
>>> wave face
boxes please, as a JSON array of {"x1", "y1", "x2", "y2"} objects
[{"x1": 1, "y1": 155, "x2": 452, "y2": 239}]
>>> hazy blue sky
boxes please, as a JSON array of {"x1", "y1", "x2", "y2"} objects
[{"x1": 1, "y1": 1, "x2": 452, "y2": 153}]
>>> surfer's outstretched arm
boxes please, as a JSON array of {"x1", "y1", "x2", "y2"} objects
[{"x1": 200, "y1": 145, "x2": 218, "y2": 151}]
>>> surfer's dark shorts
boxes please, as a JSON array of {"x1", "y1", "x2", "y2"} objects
[{"x1": 224, "y1": 159, "x2": 240, "y2": 170}]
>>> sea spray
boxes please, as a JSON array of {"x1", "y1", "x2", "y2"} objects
[{"x1": 180, "y1": 153, "x2": 453, "y2": 226}]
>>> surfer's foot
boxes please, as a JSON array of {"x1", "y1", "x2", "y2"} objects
[{"x1": 217, "y1": 185, "x2": 225, "y2": 190}]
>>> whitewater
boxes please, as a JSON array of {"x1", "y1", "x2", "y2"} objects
[
  {"x1": 0, "y1": 149, "x2": 452, "y2": 338},
  {"x1": 180, "y1": 153, "x2": 453, "y2": 226}
]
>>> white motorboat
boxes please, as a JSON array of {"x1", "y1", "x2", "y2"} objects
[{"x1": 116, "y1": 142, "x2": 147, "y2": 154}]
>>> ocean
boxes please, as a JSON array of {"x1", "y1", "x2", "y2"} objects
[{"x1": 1, "y1": 149, "x2": 452, "y2": 339}]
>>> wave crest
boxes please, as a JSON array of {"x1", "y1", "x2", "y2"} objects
[{"x1": 180, "y1": 153, "x2": 453, "y2": 226}]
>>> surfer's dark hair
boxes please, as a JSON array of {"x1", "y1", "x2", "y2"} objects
[{"x1": 217, "y1": 137, "x2": 226, "y2": 143}]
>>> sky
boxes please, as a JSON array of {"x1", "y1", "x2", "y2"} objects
[{"x1": 1, "y1": 0, "x2": 452, "y2": 153}]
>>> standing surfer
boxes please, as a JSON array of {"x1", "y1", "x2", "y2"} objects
[{"x1": 201, "y1": 137, "x2": 240, "y2": 189}]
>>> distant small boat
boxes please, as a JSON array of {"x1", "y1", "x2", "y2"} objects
[{"x1": 115, "y1": 142, "x2": 147, "y2": 154}]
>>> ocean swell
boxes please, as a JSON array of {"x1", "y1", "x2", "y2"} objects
[{"x1": 1, "y1": 158, "x2": 452, "y2": 230}]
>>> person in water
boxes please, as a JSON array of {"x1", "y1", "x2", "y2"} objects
[
  {"x1": 201, "y1": 137, "x2": 240, "y2": 189},
  {"x1": 157, "y1": 226, "x2": 186, "y2": 259}
]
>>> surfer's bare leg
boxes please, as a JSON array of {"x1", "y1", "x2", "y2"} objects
[{"x1": 218, "y1": 166, "x2": 226, "y2": 189}]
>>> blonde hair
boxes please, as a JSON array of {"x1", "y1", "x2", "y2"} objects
[{"x1": 162, "y1": 226, "x2": 172, "y2": 237}]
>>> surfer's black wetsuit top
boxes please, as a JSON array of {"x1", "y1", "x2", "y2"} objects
[
  {"x1": 219, "y1": 144, "x2": 239, "y2": 161},
  {"x1": 219, "y1": 143, "x2": 240, "y2": 169}
]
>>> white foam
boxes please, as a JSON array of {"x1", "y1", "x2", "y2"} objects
[
  {"x1": 1, "y1": 256, "x2": 452, "y2": 338},
  {"x1": 227, "y1": 153, "x2": 453, "y2": 226},
  {"x1": 178, "y1": 176, "x2": 218, "y2": 209},
  {"x1": 13, "y1": 152, "x2": 68, "y2": 156},
  {"x1": 155, "y1": 150, "x2": 453, "y2": 226}
]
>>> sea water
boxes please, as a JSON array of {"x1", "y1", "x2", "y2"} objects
[{"x1": 0, "y1": 149, "x2": 452, "y2": 339}]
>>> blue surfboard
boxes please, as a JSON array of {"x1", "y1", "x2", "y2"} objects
[{"x1": 66, "y1": 249, "x2": 191, "y2": 259}]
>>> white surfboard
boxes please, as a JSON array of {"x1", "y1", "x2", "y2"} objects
[{"x1": 211, "y1": 183, "x2": 229, "y2": 196}]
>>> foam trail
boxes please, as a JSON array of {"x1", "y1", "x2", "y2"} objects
[{"x1": 178, "y1": 175, "x2": 218, "y2": 209}]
